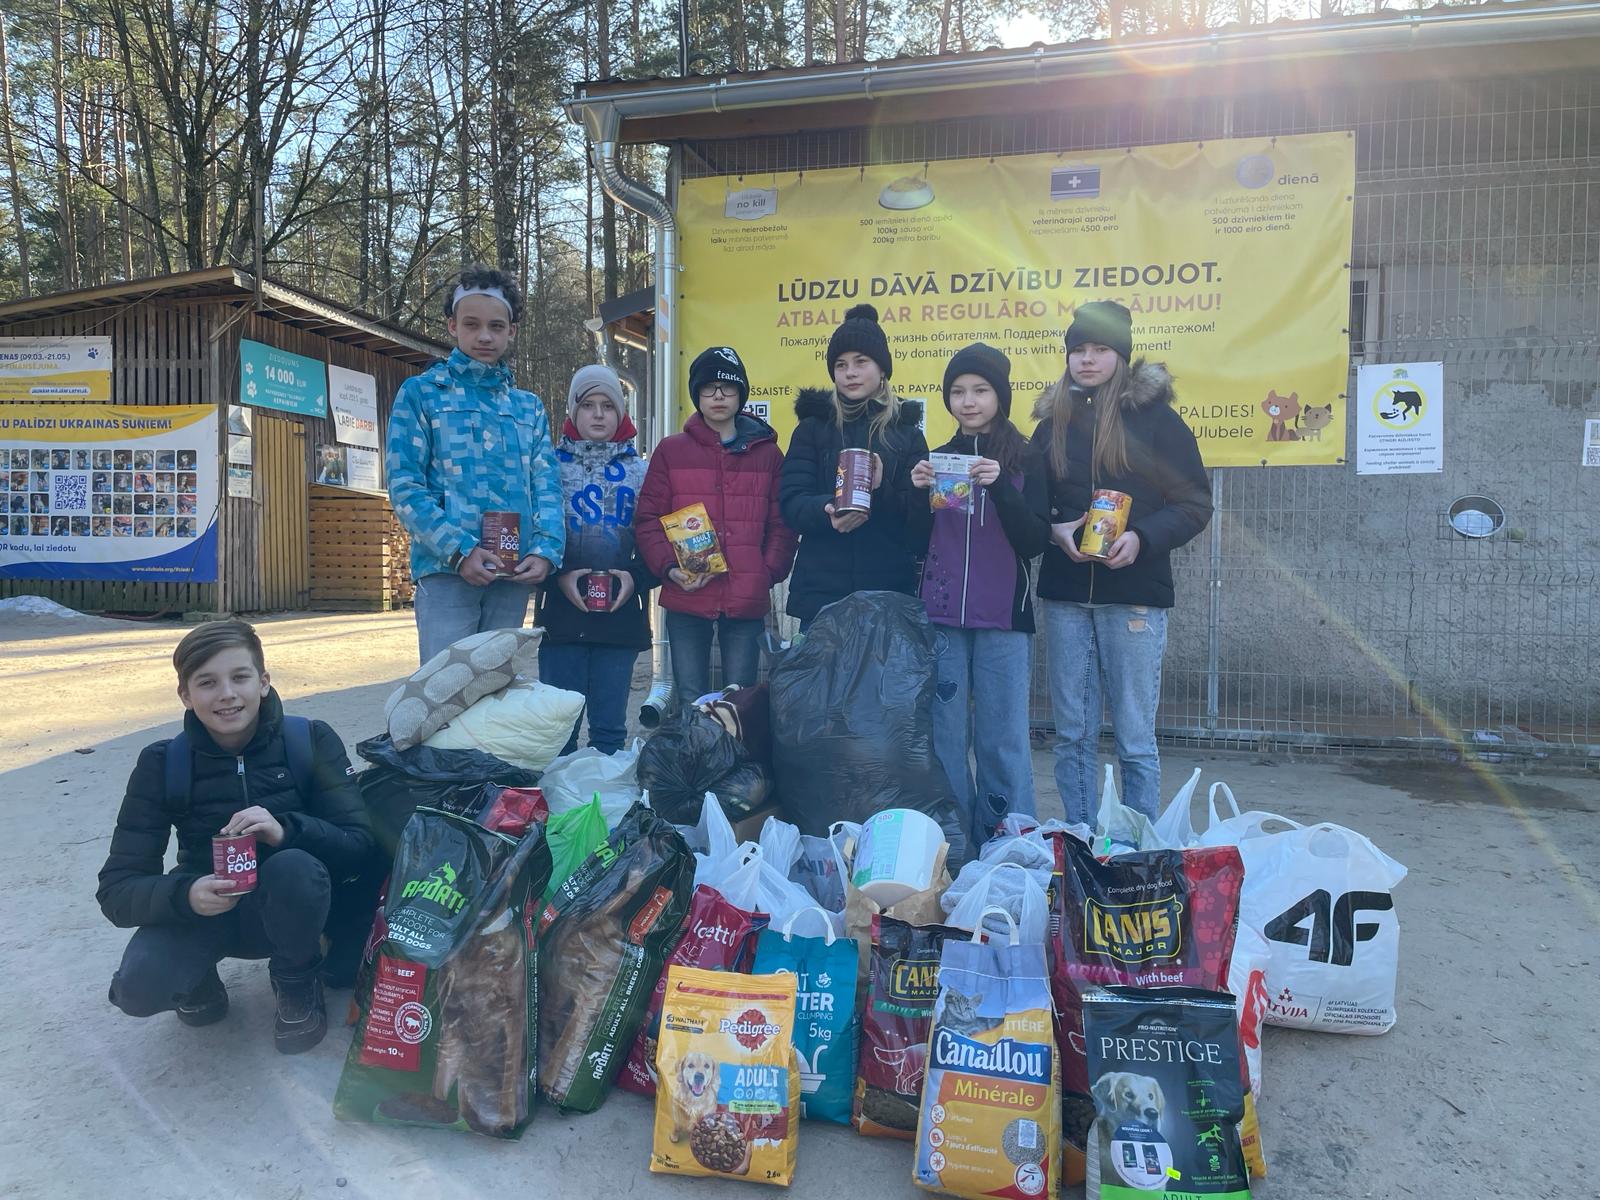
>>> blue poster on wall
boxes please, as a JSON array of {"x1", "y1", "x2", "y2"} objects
[{"x1": 239, "y1": 339, "x2": 327, "y2": 417}]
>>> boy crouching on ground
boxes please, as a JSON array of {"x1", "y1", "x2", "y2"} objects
[{"x1": 96, "y1": 620, "x2": 375, "y2": 1053}]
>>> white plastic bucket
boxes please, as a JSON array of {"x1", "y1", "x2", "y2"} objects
[{"x1": 850, "y1": 809, "x2": 945, "y2": 907}]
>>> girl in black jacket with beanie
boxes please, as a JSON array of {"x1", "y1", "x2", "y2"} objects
[
  {"x1": 1032, "y1": 301, "x2": 1212, "y2": 825},
  {"x1": 779, "y1": 304, "x2": 929, "y2": 626}
]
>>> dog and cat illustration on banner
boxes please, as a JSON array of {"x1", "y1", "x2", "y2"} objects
[{"x1": 1262, "y1": 390, "x2": 1336, "y2": 442}]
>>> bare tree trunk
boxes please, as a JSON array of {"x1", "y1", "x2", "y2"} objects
[
  {"x1": 598, "y1": 0, "x2": 619, "y2": 301},
  {"x1": 53, "y1": 0, "x2": 79, "y2": 287},
  {"x1": 489, "y1": 0, "x2": 520, "y2": 275},
  {"x1": 113, "y1": 108, "x2": 133, "y2": 277},
  {"x1": 458, "y1": 0, "x2": 473, "y2": 260},
  {"x1": 802, "y1": 0, "x2": 813, "y2": 64},
  {"x1": 832, "y1": 0, "x2": 846, "y2": 60},
  {"x1": 0, "y1": 10, "x2": 31, "y2": 296},
  {"x1": 731, "y1": 0, "x2": 750, "y2": 69}
]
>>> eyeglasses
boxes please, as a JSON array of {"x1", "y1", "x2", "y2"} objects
[{"x1": 698, "y1": 383, "x2": 740, "y2": 399}]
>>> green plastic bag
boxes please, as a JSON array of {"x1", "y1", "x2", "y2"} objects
[{"x1": 543, "y1": 795, "x2": 608, "y2": 905}]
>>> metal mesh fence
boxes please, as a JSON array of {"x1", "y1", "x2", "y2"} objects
[{"x1": 690, "y1": 69, "x2": 1600, "y2": 761}]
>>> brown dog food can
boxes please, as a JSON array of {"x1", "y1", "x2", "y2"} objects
[
  {"x1": 834, "y1": 448, "x2": 874, "y2": 515},
  {"x1": 1078, "y1": 489, "x2": 1132, "y2": 560},
  {"x1": 479, "y1": 511, "x2": 520, "y2": 576},
  {"x1": 212, "y1": 833, "x2": 258, "y2": 894},
  {"x1": 584, "y1": 571, "x2": 614, "y2": 612}
]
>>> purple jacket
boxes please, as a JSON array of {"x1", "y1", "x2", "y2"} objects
[{"x1": 909, "y1": 433, "x2": 1051, "y2": 633}]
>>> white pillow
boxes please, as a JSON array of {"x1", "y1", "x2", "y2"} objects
[{"x1": 423, "y1": 679, "x2": 585, "y2": 773}]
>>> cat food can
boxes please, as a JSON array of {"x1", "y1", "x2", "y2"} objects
[
  {"x1": 584, "y1": 571, "x2": 614, "y2": 612},
  {"x1": 212, "y1": 833, "x2": 258, "y2": 894},
  {"x1": 835, "y1": 448, "x2": 874, "y2": 514},
  {"x1": 1078, "y1": 489, "x2": 1132, "y2": 560}
]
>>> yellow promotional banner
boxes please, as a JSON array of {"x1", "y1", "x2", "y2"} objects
[
  {"x1": 0, "y1": 337, "x2": 113, "y2": 402},
  {"x1": 676, "y1": 133, "x2": 1354, "y2": 467}
]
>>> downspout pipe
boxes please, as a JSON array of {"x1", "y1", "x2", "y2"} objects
[{"x1": 586, "y1": 101, "x2": 678, "y2": 727}]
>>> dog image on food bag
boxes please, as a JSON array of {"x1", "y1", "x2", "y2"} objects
[{"x1": 651, "y1": 965, "x2": 802, "y2": 1186}]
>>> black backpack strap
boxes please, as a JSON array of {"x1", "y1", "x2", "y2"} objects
[
  {"x1": 163, "y1": 730, "x2": 192, "y2": 815},
  {"x1": 282, "y1": 716, "x2": 315, "y2": 802}
]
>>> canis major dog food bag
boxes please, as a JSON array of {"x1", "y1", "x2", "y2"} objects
[
  {"x1": 913, "y1": 911, "x2": 1061, "y2": 1200},
  {"x1": 1083, "y1": 987, "x2": 1249, "y2": 1200},
  {"x1": 650, "y1": 966, "x2": 801, "y2": 1187}
]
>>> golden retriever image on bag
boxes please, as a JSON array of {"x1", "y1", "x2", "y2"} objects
[{"x1": 651, "y1": 966, "x2": 801, "y2": 1187}]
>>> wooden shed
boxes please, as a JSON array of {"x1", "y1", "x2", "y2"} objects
[{"x1": 0, "y1": 268, "x2": 449, "y2": 615}]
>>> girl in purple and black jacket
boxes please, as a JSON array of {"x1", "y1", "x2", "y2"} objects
[{"x1": 908, "y1": 343, "x2": 1051, "y2": 847}]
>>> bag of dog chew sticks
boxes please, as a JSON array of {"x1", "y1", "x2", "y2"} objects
[
  {"x1": 913, "y1": 907, "x2": 1060, "y2": 1200},
  {"x1": 1083, "y1": 987, "x2": 1249, "y2": 1200},
  {"x1": 649, "y1": 965, "x2": 801, "y2": 1186},
  {"x1": 1048, "y1": 833, "x2": 1244, "y2": 1184}
]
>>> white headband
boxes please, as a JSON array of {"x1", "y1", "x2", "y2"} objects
[{"x1": 452, "y1": 284, "x2": 512, "y2": 316}]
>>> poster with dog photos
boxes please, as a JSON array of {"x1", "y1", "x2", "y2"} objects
[
  {"x1": 1356, "y1": 361, "x2": 1443, "y2": 475},
  {"x1": 0, "y1": 403, "x2": 218, "y2": 581}
]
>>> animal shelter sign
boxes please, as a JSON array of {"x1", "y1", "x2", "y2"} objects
[
  {"x1": 1355, "y1": 362, "x2": 1444, "y2": 475},
  {"x1": 676, "y1": 132, "x2": 1355, "y2": 467}
]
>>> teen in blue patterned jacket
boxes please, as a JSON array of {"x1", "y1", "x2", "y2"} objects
[{"x1": 387, "y1": 265, "x2": 565, "y2": 662}]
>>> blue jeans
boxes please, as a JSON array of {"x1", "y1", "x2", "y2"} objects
[
  {"x1": 664, "y1": 610, "x2": 764, "y2": 705},
  {"x1": 932, "y1": 625, "x2": 1036, "y2": 848},
  {"x1": 538, "y1": 642, "x2": 640, "y2": 755},
  {"x1": 413, "y1": 572, "x2": 534, "y2": 664},
  {"x1": 1041, "y1": 599, "x2": 1169, "y2": 824}
]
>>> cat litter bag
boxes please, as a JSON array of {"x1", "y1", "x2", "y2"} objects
[
  {"x1": 1083, "y1": 987, "x2": 1249, "y2": 1200},
  {"x1": 913, "y1": 907, "x2": 1061, "y2": 1200},
  {"x1": 752, "y1": 907, "x2": 860, "y2": 1124}
]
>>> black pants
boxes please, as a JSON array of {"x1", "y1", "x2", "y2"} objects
[{"x1": 109, "y1": 848, "x2": 330, "y2": 1017}]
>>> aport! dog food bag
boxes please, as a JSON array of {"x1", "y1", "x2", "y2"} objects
[
  {"x1": 913, "y1": 915, "x2": 1061, "y2": 1200},
  {"x1": 1083, "y1": 987, "x2": 1249, "y2": 1200},
  {"x1": 650, "y1": 965, "x2": 801, "y2": 1186},
  {"x1": 853, "y1": 915, "x2": 963, "y2": 1138}
]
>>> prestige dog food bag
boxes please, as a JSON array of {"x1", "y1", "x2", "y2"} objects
[
  {"x1": 1083, "y1": 987, "x2": 1249, "y2": 1200},
  {"x1": 650, "y1": 965, "x2": 801, "y2": 1187},
  {"x1": 1048, "y1": 834, "x2": 1244, "y2": 1182},
  {"x1": 913, "y1": 912, "x2": 1061, "y2": 1200},
  {"x1": 661, "y1": 502, "x2": 729, "y2": 577}
]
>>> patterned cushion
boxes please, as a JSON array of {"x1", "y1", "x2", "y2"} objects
[{"x1": 385, "y1": 628, "x2": 542, "y2": 750}]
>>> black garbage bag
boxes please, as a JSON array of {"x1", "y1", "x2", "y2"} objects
[
  {"x1": 635, "y1": 709, "x2": 770, "y2": 824},
  {"x1": 356, "y1": 734, "x2": 541, "y2": 857},
  {"x1": 769, "y1": 591, "x2": 968, "y2": 864}
]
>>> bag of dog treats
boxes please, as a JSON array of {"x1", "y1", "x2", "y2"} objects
[
  {"x1": 619, "y1": 884, "x2": 767, "y2": 1098},
  {"x1": 1048, "y1": 834, "x2": 1244, "y2": 1183},
  {"x1": 853, "y1": 915, "x2": 962, "y2": 1138},
  {"x1": 913, "y1": 907, "x2": 1061, "y2": 1200},
  {"x1": 752, "y1": 907, "x2": 860, "y2": 1124},
  {"x1": 1083, "y1": 987, "x2": 1249, "y2": 1200},
  {"x1": 661, "y1": 502, "x2": 729, "y2": 578},
  {"x1": 334, "y1": 807, "x2": 552, "y2": 1138},
  {"x1": 538, "y1": 803, "x2": 694, "y2": 1113},
  {"x1": 650, "y1": 965, "x2": 802, "y2": 1186}
]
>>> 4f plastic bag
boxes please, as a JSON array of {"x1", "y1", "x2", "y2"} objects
[
  {"x1": 540, "y1": 743, "x2": 642, "y2": 828},
  {"x1": 752, "y1": 907, "x2": 860, "y2": 1124},
  {"x1": 1237, "y1": 821, "x2": 1406, "y2": 1034},
  {"x1": 769, "y1": 591, "x2": 969, "y2": 865}
]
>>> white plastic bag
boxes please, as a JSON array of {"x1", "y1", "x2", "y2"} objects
[
  {"x1": 540, "y1": 740, "x2": 642, "y2": 826},
  {"x1": 1149, "y1": 766, "x2": 1204, "y2": 847},
  {"x1": 1092, "y1": 763, "x2": 1164, "y2": 853},
  {"x1": 941, "y1": 862, "x2": 1048, "y2": 946},
  {"x1": 1236, "y1": 821, "x2": 1407, "y2": 1034},
  {"x1": 1195, "y1": 804, "x2": 1303, "y2": 848},
  {"x1": 1230, "y1": 921, "x2": 1271, "y2": 1099}
]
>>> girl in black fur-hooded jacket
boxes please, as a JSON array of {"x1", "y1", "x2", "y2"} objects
[{"x1": 779, "y1": 304, "x2": 930, "y2": 627}]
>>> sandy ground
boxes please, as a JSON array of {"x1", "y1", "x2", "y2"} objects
[{"x1": 1, "y1": 608, "x2": 1596, "y2": 1200}]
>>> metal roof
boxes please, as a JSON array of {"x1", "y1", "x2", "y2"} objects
[{"x1": 0, "y1": 267, "x2": 451, "y2": 366}]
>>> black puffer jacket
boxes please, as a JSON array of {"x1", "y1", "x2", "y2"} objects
[
  {"x1": 779, "y1": 388, "x2": 930, "y2": 622},
  {"x1": 97, "y1": 689, "x2": 374, "y2": 928},
  {"x1": 1031, "y1": 361, "x2": 1212, "y2": 609}
]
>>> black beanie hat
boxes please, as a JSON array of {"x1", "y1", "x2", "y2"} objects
[
  {"x1": 1065, "y1": 300, "x2": 1133, "y2": 363},
  {"x1": 826, "y1": 303, "x2": 893, "y2": 380},
  {"x1": 687, "y1": 345, "x2": 749, "y2": 409},
  {"x1": 942, "y1": 342, "x2": 1013, "y2": 419}
]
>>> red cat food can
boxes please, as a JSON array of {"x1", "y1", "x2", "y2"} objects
[
  {"x1": 1078, "y1": 489, "x2": 1132, "y2": 560},
  {"x1": 834, "y1": 448, "x2": 874, "y2": 515},
  {"x1": 212, "y1": 833, "x2": 258, "y2": 894},
  {"x1": 584, "y1": 571, "x2": 614, "y2": 612}
]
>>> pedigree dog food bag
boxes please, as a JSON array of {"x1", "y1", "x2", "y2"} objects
[
  {"x1": 650, "y1": 966, "x2": 801, "y2": 1187},
  {"x1": 914, "y1": 912, "x2": 1061, "y2": 1200}
]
